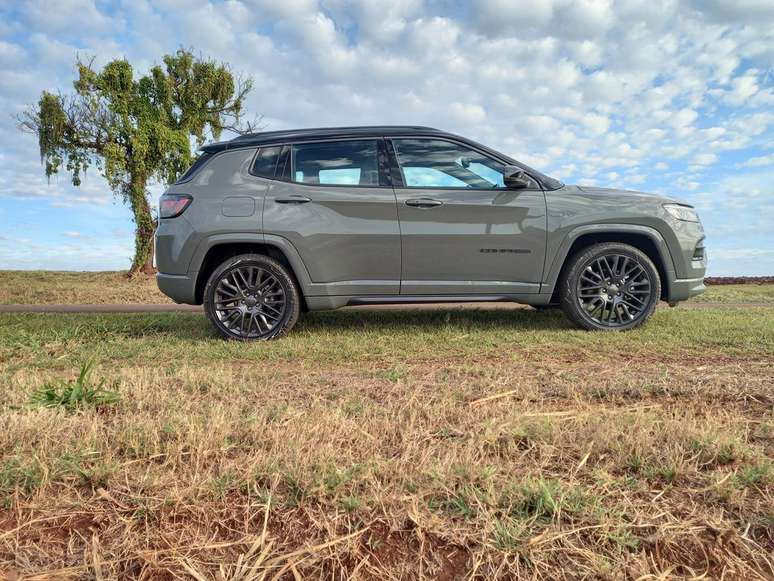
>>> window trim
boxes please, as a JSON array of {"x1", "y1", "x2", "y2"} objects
[
  {"x1": 386, "y1": 136, "x2": 542, "y2": 191},
  {"x1": 276, "y1": 145, "x2": 291, "y2": 181},
  {"x1": 248, "y1": 145, "x2": 284, "y2": 180}
]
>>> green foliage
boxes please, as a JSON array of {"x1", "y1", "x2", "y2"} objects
[
  {"x1": 28, "y1": 360, "x2": 119, "y2": 411},
  {"x1": 27, "y1": 49, "x2": 251, "y2": 190},
  {"x1": 491, "y1": 517, "x2": 527, "y2": 551},
  {"x1": 0, "y1": 455, "x2": 46, "y2": 497},
  {"x1": 510, "y1": 479, "x2": 561, "y2": 520},
  {"x1": 339, "y1": 494, "x2": 361, "y2": 512},
  {"x1": 735, "y1": 462, "x2": 771, "y2": 488},
  {"x1": 19, "y1": 49, "x2": 253, "y2": 273},
  {"x1": 57, "y1": 452, "x2": 114, "y2": 489}
]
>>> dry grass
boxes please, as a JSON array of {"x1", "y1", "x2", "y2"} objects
[
  {"x1": 2, "y1": 270, "x2": 774, "y2": 307},
  {"x1": 0, "y1": 271, "x2": 171, "y2": 305},
  {"x1": 694, "y1": 284, "x2": 774, "y2": 304},
  {"x1": 0, "y1": 305, "x2": 772, "y2": 579}
]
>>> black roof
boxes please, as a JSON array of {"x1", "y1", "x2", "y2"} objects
[{"x1": 202, "y1": 125, "x2": 446, "y2": 152}]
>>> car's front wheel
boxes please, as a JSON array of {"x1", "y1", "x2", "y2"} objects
[
  {"x1": 203, "y1": 253, "x2": 301, "y2": 340},
  {"x1": 559, "y1": 242, "x2": 661, "y2": 331}
]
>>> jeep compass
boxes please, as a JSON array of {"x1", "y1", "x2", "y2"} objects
[{"x1": 156, "y1": 126, "x2": 706, "y2": 340}]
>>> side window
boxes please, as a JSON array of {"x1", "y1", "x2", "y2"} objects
[
  {"x1": 251, "y1": 146, "x2": 281, "y2": 178},
  {"x1": 392, "y1": 139, "x2": 507, "y2": 189},
  {"x1": 176, "y1": 152, "x2": 213, "y2": 184},
  {"x1": 402, "y1": 167, "x2": 467, "y2": 188},
  {"x1": 292, "y1": 140, "x2": 379, "y2": 186}
]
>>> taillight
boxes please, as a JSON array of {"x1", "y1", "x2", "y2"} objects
[{"x1": 159, "y1": 194, "x2": 192, "y2": 219}]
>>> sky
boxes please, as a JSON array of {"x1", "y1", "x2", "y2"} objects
[{"x1": 0, "y1": 0, "x2": 772, "y2": 275}]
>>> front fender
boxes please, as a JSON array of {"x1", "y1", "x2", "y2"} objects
[{"x1": 542, "y1": 223, "x2": 678, "y2": 296}]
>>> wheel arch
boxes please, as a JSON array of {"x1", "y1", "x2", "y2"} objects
[
  {"x1": 545, "y1": 225, "x2": 677, "y2": 302},
  {"x1": 193, "y1": 234, "x2": 312, "y2": 307}
]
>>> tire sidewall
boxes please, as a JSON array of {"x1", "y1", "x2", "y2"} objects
[
  {"x1": 203, "y1": 254, "x2": 300, "y2": 341},
  {"x1": 561, "y1": 243, "x2": 661, "y2": 331}
]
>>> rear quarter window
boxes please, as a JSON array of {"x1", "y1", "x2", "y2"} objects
[{"x1": 175, "y1": 152, "x2": 213, "y2": 184}]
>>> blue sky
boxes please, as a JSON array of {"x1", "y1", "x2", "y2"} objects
[{"x1": 0, "y1": 0, "x2": 772, "y2": 274}]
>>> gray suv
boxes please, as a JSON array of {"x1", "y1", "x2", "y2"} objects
[{"x1": 156, "y1": 126, "x2": 706, "y2": 340}]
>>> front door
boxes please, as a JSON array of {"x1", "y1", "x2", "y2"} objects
[
  {"x1": 388, "y1": 138, "x2": 546, "y2": 295},
  {"x1": 262, "y1": 138, "x2": 401, "y2": 295}
]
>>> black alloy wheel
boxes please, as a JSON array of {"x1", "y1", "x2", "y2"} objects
[
  {"x1": 560, "y1": 242, "x2": 661, "y2": 331},
  {"x1": 204, "y1": 254, "x2": 300, "y2": 340}
]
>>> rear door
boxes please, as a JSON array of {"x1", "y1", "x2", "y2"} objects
[
  {"x1": 388, "y1": 137, "x2": 546, "y2": 295},
  {"x1": 262, "y1": 138, "x2": 401, "y2": 295}
]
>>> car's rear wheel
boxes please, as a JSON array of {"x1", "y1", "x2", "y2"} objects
[
  {"x1": 559, "y1": 242, "x2": 660, "y2": 331},
  {"x1": 203, "y1": 254, "x2": 300, "y2": 340}
]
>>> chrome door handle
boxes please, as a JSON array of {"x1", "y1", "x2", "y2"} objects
[
  {"x1": 275, "y1": 196, "x2": 312, "y2": 204},
  {"x1": 405, "y1": 198, "x2": 443, "y2": 208}
]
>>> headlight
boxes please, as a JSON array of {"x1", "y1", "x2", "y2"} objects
[{"x1": 663, "y1": 203, "x2": 699, "y2": 222}]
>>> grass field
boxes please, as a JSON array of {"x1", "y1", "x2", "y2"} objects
[
  {"x1": 0, "y1": 271, "x2": 172, "y2": 305},
  {"x1": 3, "y1": 270, "x2": 774, "y2": 305},
  {"x1": 0, "y1": 275, "x2": 772, "y2": 579}
]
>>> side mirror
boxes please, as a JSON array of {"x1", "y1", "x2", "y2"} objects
[{"x1": 504, "y1": 165, "x2": 532, "y2": 189}]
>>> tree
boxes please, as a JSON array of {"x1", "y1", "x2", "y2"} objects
[{"x1": 18, "y1": 49, "x2": 254, "y2": 275}]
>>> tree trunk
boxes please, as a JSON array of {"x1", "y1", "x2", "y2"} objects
[{"x1": 127, "y1": 174, "x2": 156, "y2": 276}]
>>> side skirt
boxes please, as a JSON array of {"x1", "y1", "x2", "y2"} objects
[{"x1": 305, "y1": 293, "x2": 556, "y2": 311}]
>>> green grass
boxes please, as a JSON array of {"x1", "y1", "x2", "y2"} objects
[
  {"x1": 27, "y1": 360, "x2": 120, "y2": 411},
  {"x1": 1, "y1": 307, "x2": 772, "y2": 375},
  {"x1": 693, "y1": 283, "x2": 774, "y2": 304}
]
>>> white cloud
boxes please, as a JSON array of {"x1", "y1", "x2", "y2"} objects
[
  {"x1": 475, "y1": 0, "x2": 555, "y2": 34},
  {"x1": 738, "y1": 153, "x2": 774, "y2": 168},
  {"x1": 716, "y1": 170, "x2": 774, "y2": 199},
  {"x1": 692, "y1": 153, "x2": 718, "y2": 166},
  {"x1": 695, "y1": 0, "x2": 774, "y2": 25},
  {"x1": 0, "y1": 41, "x2": 25, "y2": 66},
  {"x1": 21, "y1": 0, "x2": 116, "y2": 34},
  {"x1": 670, "y1": 108, "x2": 699, "y2": 128},
  {"x1": 723, "y1": 70, "x2": 760, "y2": 105},
  {"x1": 449, "y1": 102, "x2": 486, "y2": 125}
]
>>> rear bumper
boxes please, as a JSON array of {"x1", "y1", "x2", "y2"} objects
[
  {"x1": 157, "y1": 272, "x2": 198, "y2": 305},
  {"x1": 668, "y1": 276, "x2": 705, "y2": 303}
]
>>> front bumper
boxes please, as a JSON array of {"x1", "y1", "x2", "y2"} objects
[
  {"x1": 157, "y1": 272, "x2": 198, "y2": 305},
  {"x1": 669, "y1": 276, "x2": 705, "y2": 303},
  {"x1": 663, "y1": 213, "x2": 706, "y2": 303}
]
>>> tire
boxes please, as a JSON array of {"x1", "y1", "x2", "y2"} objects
[
  {"x1": 559, "y1": 242, "x2": 661, "y2": 331},
  {"x1": 203, "y1": 253, "x2": 301, "y2": 340}
]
